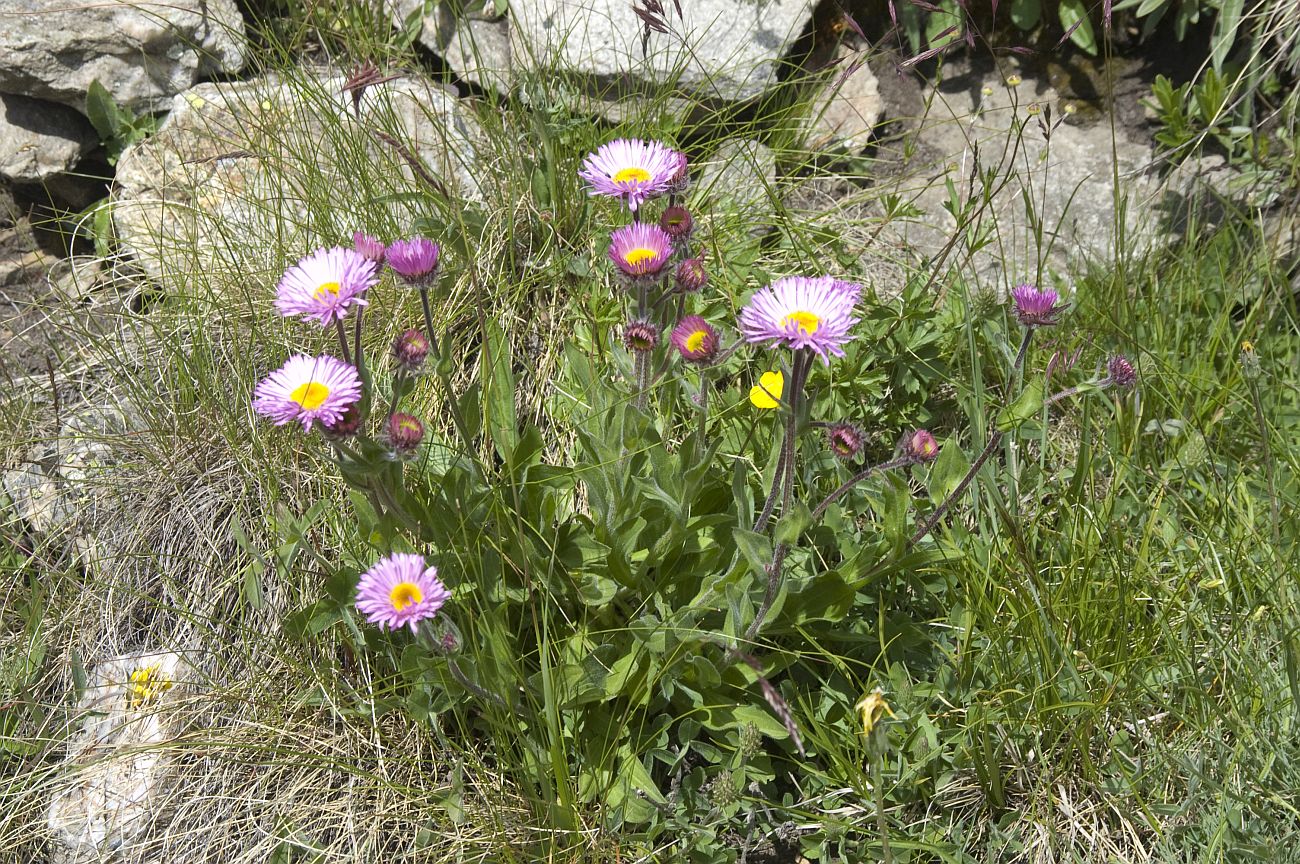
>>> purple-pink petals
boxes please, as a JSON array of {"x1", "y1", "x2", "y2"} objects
[
  {"x1": 355, "y1": 552, "x2": 450, "y2": 633},
  {"x1": 353, "y1": 231, "x2": 386, "y2": 264},
  {"x1": 273, "y1": 246, "x2": 378, "y2": 327},
  {"x1": 738, "y1": 276, "x2": 860, "y2": 364},
  {"x1": 387, "y1": 237, "x2": 441, "y2": 287},
  {"x1": 579, "y1": 138, "x2": 684, "y2": 212},
  {"x1": 252, "y1": 354, "x2": 362, "y2": 431},
  {"x1": 608, "y1": 223, "x2": 674, "y2": 279},
  {"x1": 1011, "y1": 283, "x2": 1065, "y2": 328},
  {"x1": 670, "y1": 316, "x2": 718, "y2": 364}
]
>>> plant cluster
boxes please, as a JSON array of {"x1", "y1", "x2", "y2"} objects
[{"x1": 246, "y1": 133, "x2": 1139, "y2": 858}]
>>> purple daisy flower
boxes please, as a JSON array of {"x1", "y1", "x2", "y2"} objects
[
  {"x1": 907, "y1": 429, "x2": 939, "y2": 462},
  {"x1": 579, "y1": 138, "x2": 684, "y2": 212},
  {"x1": 353, "y1": 231, "x2": 387, "y2": 264},
  {"x1": 608, "y1": 223, "x2": 674, "y2": 280},
  {"x1": 1010, "y1": 283, "x2": 1065, "y2": 327},
  {"x1": 670, "y1": 316, "x2": 719, "y2": 364},
  {"x1": 738, "y1": 275, "x2": 860, "y2": 363},
  {"x1": 273, "y1": 246, "x2": 378, "y2": 327},
  {"x1": 387, "y1": 237, "x2": 441, "y2": 287},
  {"x1": 355, "y1": 552, "x2": 451, "y2": 633},
  {"x1": 252, "y1": 354, "x2": 362, "y2": 431}
]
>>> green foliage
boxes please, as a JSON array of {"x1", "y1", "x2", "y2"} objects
[{"x1": 84, "y1": 79, "x2": 158, "y2": 165}]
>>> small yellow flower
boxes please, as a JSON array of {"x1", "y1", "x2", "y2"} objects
[
  {"x1": 126, "y1": 663, "x2": 173, "y2": 709},
  {"x1": 1006, "y1": 74, "x2": 1022, "y2": 87},
  {"x1": 749, "y1": 370, "x2": 784, "y2": 409},
  {"x1": 185, "y1": 93, "x2": 207, "y2": 110},
  {"x1": 1241, "y1": 340, "x2": 1254, "y2": 354},
  {"x1": 854, "y1": 689, "x2": 895, "y2": 737},
  {"x1": 980, "y1": 85, "x2": 994, "y2": 97}
]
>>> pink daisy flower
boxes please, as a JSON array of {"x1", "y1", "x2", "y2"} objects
[
  {"x1": 252, "y1": 354, "x2": 362, "y2": 431},
  {"x1": 1010, "y1": 283, "x2": 1065, "y2": 327},
  {"x1": 355, "y1": 553, "x2": 451, "y2": 633},
  {"x1": 579, "y1": 138, "x2": 684, "y2": 212},
  {"x1": 738, "y1": 276, "x2": 860, "y2": 363},
  {"x1": 386, "y1": 237, "x2": 441, "y2": 287},
  {"x1": 353, "y1": 231, "x2": 387, "y2": 264},
  {"x1": 670, "y1": 316, "x2": 719, "y2": 364},
  {"x1": 273, "y1": 246, "x2": 379, "y2": 327},
  {"x1": 608, "y1": 223, "x2": 674, "y2": 280}
]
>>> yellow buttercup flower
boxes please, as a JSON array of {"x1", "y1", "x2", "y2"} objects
[
  {"x1": 749, "y1": 370, "x2": 784, "y2": 409},
  {"x1": 854, "y1": 689, "x2": 895, "y2": 737}
]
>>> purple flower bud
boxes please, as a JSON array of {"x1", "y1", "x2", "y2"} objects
[
  {"x1": 623, "y1": 320, "x2": 659, "y2": 353},
  {"x1": 387, "y1": 412, "x2": 425, "y2": 457},
  {"x1": 659, "y1": 205, "x2": 694, "y2": 241},
  {"x1": 353, "y1": 231, "x2": 386, "y2": 264},
  {"x1": 1106, "y1": 354, "x2": 1136, "y2": 388},
  {"x1": 826, "y1": 422, "x2": 864, "y2": 460},
  {"x1": 675, "y1": 256, "x2": 708, "y2": 293},
  {"x1": 907, "y1": 429, "x2": 939, "y2": 462},
  {"x1": 322, "y1": 403, "x2": 364, "y2": 438},
  {"x1": 393, "y1": 328, "x2": 430, "y2": 373}
]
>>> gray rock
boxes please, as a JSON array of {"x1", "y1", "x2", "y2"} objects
[
  {"x1": 0, "y1": 93, "x2": 96, "y2": 183},
  {"x1": 803, "y1": 48, "x2": 882, "y2": 153},
  {"x1": 0, "y1": 0, "x2": 246, "y2": 114},
  {"x1": 112, "y1": 74, "x2": 485, "y2": 284},
  {"x1": 433, "y1": 0, "x2": 814, "y2": 103},
  {"x1": 877, "y1": 61, "x2": 1165, "y2": 287},
  {"x1": 697, "y1": 139, "x2": 778, "y2": 236},
  {"x1": 391, "y1": 1, "x2": 514, "y2": 93},
  {"x1": 0, "y1": 180, "x2": 17, "y2": 227}
]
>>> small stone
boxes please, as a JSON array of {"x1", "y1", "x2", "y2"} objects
[{"x1": 0, "y1": 94, "x2": 96, "y2": 184}]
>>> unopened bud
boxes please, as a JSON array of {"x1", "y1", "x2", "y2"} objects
[
  {"x1": 675, "y1": 256, "x2": 707, "y2": 293},
  {"x1": 826, "y1": 422, "x2": 864, "y2": 460},
  {"x1": 907, "y1": 429, "x2": 938, "y2": 462},
  {"x1": 393, "y1": 328, "x2": 430, "y2": 372},
  {"x1": 387, "y1": 412, "x2": 424, "y2": 457}
]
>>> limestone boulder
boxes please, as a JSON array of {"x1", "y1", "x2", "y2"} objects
[
  {"x1": 0, "y1": 94, "x2": 96, "y2": 183},
  {"x1": 0, "y1": 0, "x2": 246, "y2": 114},
  {"x1": 112, "y1": 74, "x2": 486, "y2": 285}
]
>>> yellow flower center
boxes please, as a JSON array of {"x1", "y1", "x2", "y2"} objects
[
  {"x1": 685, "y1": 330, "x2": 707, "y2": 353},
  {"x1": 289, "y1": 381, "x2": 330, "y2": 410},
  {"x1": 126, "y1": 664, "x2": 172, "y2": 708},
  {"x1": 781, "y1": 310, "x2": 820, "y2": 335},
  {"x1": 613, "y1": 166, "x2": 651, "y2": 184},
  {"x1": 623, "y1": 247, "x2": 659, "y2": 267},
  {"x1": 314, "y1": 280, "x2": 341, "y2": 300},
  {"x1": 390, "y1": 581, "x2": 424, "y2": 611}
]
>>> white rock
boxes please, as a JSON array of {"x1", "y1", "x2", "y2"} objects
[
  {"x1": 112, "y1": 74, "x2": 485, "y2": 285},
  {"x1": 47, "y1": 652, "x2": 195, "y2": 863},
  {"x1": 803, "y1": 48, "x2": 882, "y2": 153},
  {"x1": 0, "y1": 94, "x2": 96, "y2": 183},
  {"x1": 0, "y1": 0, "x2": 246, "y2": 115}
]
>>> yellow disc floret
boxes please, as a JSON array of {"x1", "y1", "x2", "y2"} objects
[
  {"x1": 781, "y1": 310, "x2": 820, "y2": 335},
  {"x1": 685, "y1": 330, "x2": 707, "y2": 353},
  {"x1": 389, "y1": 581, "x2": 424, "y2": 611},
  {"x1": 289, "y1": 381, "x2": 330, "y2": 410},
  {"x1": 612, "y1": 166, "x2": 652, "y2": 184},
  {"x1": 622, "y1": 247, "x2": 659, "y2": 267},
  {"x1": 314, "y1": 280, "x2": 341, "y2": 300}
]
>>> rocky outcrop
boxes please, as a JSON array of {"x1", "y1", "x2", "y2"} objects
[
  {"x1": 0, "y1": 93, "x2": 96, "y2": 183},
  {"x1": 392, "y1": 0, "x2": 815, "y2": 103},
  {"x1": 0, "y1": 0, "x2": 246, "y2": 115},
  {"x1": 802, "y1": 47, "x2": 882, "y2": 153},
  {"x1": 112, "y1": 73, "x2": 485, "y2": 284}
]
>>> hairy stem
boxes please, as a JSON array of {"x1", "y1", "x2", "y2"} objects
[{"x1": 333, "y1": 319, "x2": 353, "y2": 366}]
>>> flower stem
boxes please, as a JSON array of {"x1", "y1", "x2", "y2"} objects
[
  {"x1": 418, "y1": 287, "x2": 442, "y2": 358},
  {"x1": 353, "y1": 303, "x2": 365, "y2": 372},
  {"x1": 333, "y1": 319, "x2": 353, "y2": 366}
]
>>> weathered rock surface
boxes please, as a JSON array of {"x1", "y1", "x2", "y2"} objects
[
  {"x1": 0, "y1": 93, "x2": 96, "y2": 183},
  {"x1": 803, "y1": 47, "x2": 882, "y2": 153},
  {"x1": 112, "y1": 73, "x2": 485, "y2": 284},
  {"x1": 47, "y1": 651, "x2": 196, "y2": 864},
  {"x1": 697, "y1": 139, "x2": 778, "y2": 237},
  {"x1": 874, "y1": 60, "x2": 1166, "y2": 287},
  {"x1": 0, "y1": 0, "x2": 246, "y2": 114},
  {"x1": 393, "y1": 0, "x2": 814, "y2": 103}
]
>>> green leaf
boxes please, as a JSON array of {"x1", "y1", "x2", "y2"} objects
[
  {"x1": 1210, "y1": 0, "x2": 1243, "y2": 72},
  {"x1": 1008, "y1": 0, "x2": 1042, "y2": 30},
  {"x1": 996, "y1": 377, "x2": 1045, "y2": 432},
  {"x1": 85, "y1": 80, "x2": 122, "y2": 141},
  {"x1": 774, "y1": 501, "x2": 812, "y2": 546},
  {"x1": 1059, "y1": 0, "x2": 1097, "y2": 54},
  {"x1": 733, "y1": 528, "x2": 772, "y2": 578},
  {"x1": 926, "y1": 437, "x2": 970, "y2": 504},
  {"x1": 483, "y1": 318, "x2": 518, "y2": 460}
]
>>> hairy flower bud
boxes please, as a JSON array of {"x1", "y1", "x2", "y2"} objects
[
  {"x1": 826, "y1": 422, "x2": 864, "y2": 460},
  {"x1": 387, "y1": 412, "x2": 425, "y2": 457},
  {"x1": 623, "y1": 320, "x2": 659, "y2": 353},
  {"x1": 1106, "y1": 354, "x2": 1136, "y2": 388},
  {"x1": 659, "y1": 205, "x2": 694, "y2": 241},
  {"x1": 907, "y1": 429, "x2": 938, "y2": 462},
  {"x1": 675, "y1": 256, "x2": 708, "y2": 293},
  {"x1": 393, "y1": 328, "x2": 430, "y2": 373}
]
